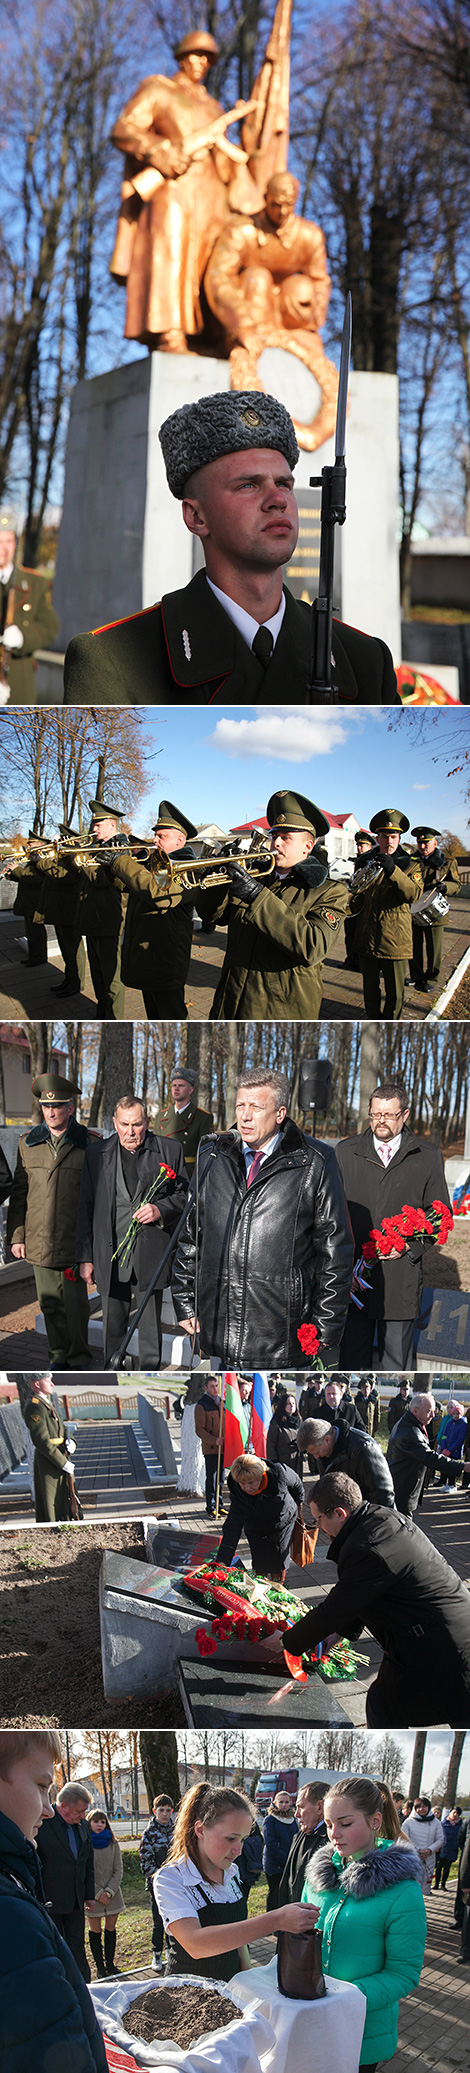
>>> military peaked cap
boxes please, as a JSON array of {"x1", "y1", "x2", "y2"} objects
[
  {"x1": 153, "y1": 798, "x2": 198, "y2": 839},
  {"x1": 174, "y1": 29, "x2": 219, "y2": 62},
  {"x1": 355, "y1": 828, "x2": 374, "y2": 845},
  {"x1": 159, "y1": 390, "x2": 299, "y2": 499},
  {"x1": 411, "y1": 825, "x2": 441, "y2": 840},
  {"x1": 32, "y1": 1073, "x2": 76, "y2": 1102},
  {"x1": 267, "y1": 788, "x2": 329, "y2": 839},
  {"x1": 88, "y1": 799, "x2": 125, "y2": 822},
  {"x1": 369, "y1": 807, "x2": 410, "y2": 834}
]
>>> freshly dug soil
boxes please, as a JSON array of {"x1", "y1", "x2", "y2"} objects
[
  {"x1": 122, "y1": 1984, "x2": 240, "y2": 2047},
  {"x1": 0, "y1": 1523, "x2": 185, "y2": 1727}
]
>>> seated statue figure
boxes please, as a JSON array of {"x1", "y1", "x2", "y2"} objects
[{"x1": 204, "y1": 170, "x2": 339, "y2": 450}]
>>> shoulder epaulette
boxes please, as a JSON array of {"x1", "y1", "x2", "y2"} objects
[{"x1": 92, "y1": 604, "x2": 161, "y2": 637}]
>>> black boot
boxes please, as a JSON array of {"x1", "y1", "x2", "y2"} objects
[
  {"x1": 104, "y1": 1927, "x2": 120, "y2": 1975},
  {"x1": 89, "y1": 1930, "x2": 106, "y2": 1978}
]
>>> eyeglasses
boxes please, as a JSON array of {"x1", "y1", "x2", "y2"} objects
[{"x1": 370, "y1": 1108, "x2": 404, "y2": 1122}]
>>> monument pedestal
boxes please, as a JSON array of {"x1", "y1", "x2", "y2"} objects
[{"x1": 54, "y1": 349, "x2": 401, "y2": 661}]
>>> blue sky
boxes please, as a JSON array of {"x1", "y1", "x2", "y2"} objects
[{"x1": 134, "y1": 707, "x2": 470, "y2": 841}]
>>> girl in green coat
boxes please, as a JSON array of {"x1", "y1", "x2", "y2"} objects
[{"x1": 302, "y1": 1776, "x2": 426, "y2": 2070}]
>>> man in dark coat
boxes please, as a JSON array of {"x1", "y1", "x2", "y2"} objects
[
  {"x1": 335, "y1": 1077, "x2": 452, "y2": 1370},
  {"x1": 410, "y1": 826, "x2": 460, "y2": 993},
  {"x1": 63, "y1": 391, "x2": 399, "y2": 708},
  {"x1": 36, "y1": 1782, "x2": 95, "y2": 1980},
  {"x1": 6, "y1": 1072, "x2": 92, "y2": 1369},
  {"x1": 193, "y1": 789, "x2": 349, "y2": 1021},
  {"x1": 387, "y1": 1377, "x2": 412, "y2": 1432},
  {"x1": 278, "y1": 1782, "x2": 329, "y2": 1905},
  {"x1": 108, "y1": 798, "x2": 198, "y2": 1018},
  {"x1": 386, "y1": 1391, "x2": 436, "y2": 1515},
  {"x1": 194, "y1": 1376, "x2": 224, "y2": 1517},
  {"x1": 153, "y1": 1064, "x2": 213, "y2": 1177},
  {"x1": 0, "y1": 1731, "x2": 106, "y2": 2071},
  {"x1": 77, "y1": 1091, "x2": 187, "y2": 1367},
  {"x1": 321, "y1": 1376, "x2": 365, "y2": 1430},
  {"x1": 287, "y1": 1471, "x2": 470, "y2": 1726},
  {"x1": 172, "y1": 1065, "x2": 353, "y2": 1368},
  {"x1": 298, "y1": 1414, "x2": 395, "y2": 1507}
]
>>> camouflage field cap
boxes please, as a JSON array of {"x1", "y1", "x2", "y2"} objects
[
  {"x1": 153, "y1": 798, "x2": 198, "y2": 839},
  {"x1": 159, "y1": 390, "x2": 299, "y2": 498},
  {"x1": 267, "y1": 788, "x2": 329, "y2": 839},
  {"x1": 32, "y1": 1073, "x2": 76, "y2": 1103},
  {"x1": 369, "y1": 807, "x2": 410, "y2": 834}
]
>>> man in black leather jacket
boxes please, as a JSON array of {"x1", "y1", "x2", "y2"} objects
[
  {"x1": 171, "y1": 1065, "x2": 353, "y2": 1367},
  {"x1": 298, "y1": 1414, "x2": 396, "y2": 1507}
]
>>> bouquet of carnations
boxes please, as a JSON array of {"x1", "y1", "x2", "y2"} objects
[
  {"x1": 351, "y1": 1199, "x2": 453, "y2": 1308},
  {"x1": 182, "y1": 1562, "x2": 369, "y2": 1683},
  {"x1": 111, "y1": 1163, "x2": 176, "y2": 1268},
  {"x1": 296, "y1": 1323, "x2": 324, "y2": 1366},
  {"x1": 317, "y1": 1641, "x2": 370, "y2": 1682}
]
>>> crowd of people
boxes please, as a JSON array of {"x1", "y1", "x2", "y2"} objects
[{"x1": 3, "y1": 1731, "x2": 469, "y2": 2073}]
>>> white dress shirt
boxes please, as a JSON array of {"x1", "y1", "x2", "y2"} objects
[
  {"x1": 206, "y1": 576, "x2": 286, "y2": 651},
  {"x1": 372, "y1": 1131, "x2": 403, "y2": 1164}
]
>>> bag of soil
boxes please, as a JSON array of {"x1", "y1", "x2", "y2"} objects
[
  {"x1": 277, "y1": 1929, "x2": 326, "y2": 2001},
  {"x1": 91, "y1": 1971, "x2": 275, "y2": 2071}
]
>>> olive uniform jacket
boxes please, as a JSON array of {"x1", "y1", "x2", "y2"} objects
[
  {"x1": 194, "y1": 855, "x2": 349, "y2": 1020},
  {"x1": 2, "y1": 562, "x2": 59, "y2": 703},
  {"x1": 413, "y1": 847, "x2": 460, "y2": 899},
  {"x1": 351, "y1": 843, "x2": 422, "y2": 960},
  {"x1": 23, "y1": 1392, "x2": 71, "y2": 1519},
  {"x1": 109, "y1": 843, "x2": 195, "y2": 994},
  {"x1": 6, "y1": 1117, "x2": 90, "y2": 1268},
  {"x1": 63, "y1": 571, "x2": 400, "y2": 708},
  {"x1": 152, "y1": 1097, "x2": 214, "y2": 1177}
]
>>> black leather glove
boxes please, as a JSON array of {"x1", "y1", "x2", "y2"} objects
[
  {"x1": 225, "y1": 862, "x2": 260, "y2": 903},
  {"x1": 380, "y1": 854, "x2": 396, "y2": 876}
]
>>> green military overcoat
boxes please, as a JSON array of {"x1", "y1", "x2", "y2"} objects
[
  {"x1": 6, "y1": 1117, "x2": 90, "y2": 1267},
  {"x1": 351, "y1": 845, "x2": 423, "y2": 960},
  {"x1": 23, "y1": 1392, "x2": 71, "y2": 1522},
  {"x1": 3, "y1": 563, "x2": 59, "y2": 702},
  {"x1": 152, "y1": 1097, "x2": 213, "y2": 1176},
  {"x1": 194, "y1": 856, "x2": 349, "y2": 1019},
  {"x1": 109, "y1": 848, "x2": 194, "y2": 994}
]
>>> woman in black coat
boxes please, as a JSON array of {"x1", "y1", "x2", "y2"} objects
[
  {"x1": 217, "y1": 1453, "x2": 304, "y2": 1580},
  {"x1": 266, "y1": 1391, "x2": 302, "y2": 1477}
]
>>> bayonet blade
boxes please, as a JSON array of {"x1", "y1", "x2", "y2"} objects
[{"x1": 335, "y1": 291, "x2": 352, "y2": 462}]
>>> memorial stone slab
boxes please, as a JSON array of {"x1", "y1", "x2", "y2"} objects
[
  {"x1": 137, "y1": 1392, "x2": 178, "y2": 1476},
  {"x1": 178, "y1": 1657, "x2": 354, "y2": 1728},
  {"x1": 99, "y1": 1552, "x2": 215, "y2": 1700},
  {"x1": 415, "y1": 1287, "x2": 470, "y2": 1366}
]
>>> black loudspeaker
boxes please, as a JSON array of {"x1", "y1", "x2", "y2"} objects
[{"x1": 299, "y1": 1057, "x2": 333, "y2": 1113}]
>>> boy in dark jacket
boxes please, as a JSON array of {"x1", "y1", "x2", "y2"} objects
[
  {"x1": 139, "y1": 1795, "x2": 175, "y2": 1970},
  {"x1": 0, "y1": 1729, "x2": 106, "y2": 2073}
]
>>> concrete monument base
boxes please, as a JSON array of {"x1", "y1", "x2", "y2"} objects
[{"x1": 54, "y1": 348, "x2": 401, "y2": 661}]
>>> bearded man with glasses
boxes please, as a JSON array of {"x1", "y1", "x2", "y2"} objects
[{"x1": 334, "y1": 1080, "x2": 452, "y2": 1370}]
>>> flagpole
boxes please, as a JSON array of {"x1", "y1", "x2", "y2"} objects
[{"x1": 214, "y1": 1374, "x2": 224, "y2": 1522}]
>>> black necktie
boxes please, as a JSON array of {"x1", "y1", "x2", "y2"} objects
[{"x1": 252, "y1": 625, "x2": 274, "y2": 669}]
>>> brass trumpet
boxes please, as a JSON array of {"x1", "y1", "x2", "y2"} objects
[{"x1": 349, "y1": 856, "x2": 384, "y2": 910}]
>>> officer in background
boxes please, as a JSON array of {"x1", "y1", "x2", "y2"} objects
[
  {"x1": 410, "y1": 825, "x2": 460, "y2": 994},
  {"x1": 6, "y1": 1072, "x2": 91, "y2": 1369},
  {"x1": 0, "y1": 518, "x2": 59, "y2": 702},
  {"x1": 343, "y1": 828, "x2": 374, "y2": 971},
  {"x1": 153, "y1": 1064, "x2": 213, "y2": 1177},
  {"x1": 109, "y1": 798, "x2": 198, "y2": 1017},
  {"x1": 351, "y1": 807, "x2": 422, "y2": 1020}
]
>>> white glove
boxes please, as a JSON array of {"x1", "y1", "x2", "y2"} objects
[
  {"x1": 0, "y1": 686, "x2": 10, "y2": 705},
  {"x1": 2, "y1": 625, "x2": 24, "y2": 651},
  {"x1": 66, "y1": 1438, "x2": 76, "y2": 1455},
  {"x1": 64, "y1": 1461, "x2": 75, "y2": 1476}
]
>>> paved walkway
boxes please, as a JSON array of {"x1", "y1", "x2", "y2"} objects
[{"x1": 1, "y1": 887, "x2": 468, "y2": 1020}]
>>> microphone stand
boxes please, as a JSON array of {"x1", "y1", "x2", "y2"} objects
[
  {"x1": 105, "y1": 1140, "x2": 217, "y2": 1371},
  {"x1": 307, "y1": 293, "x2": 352, "y2": 705}
]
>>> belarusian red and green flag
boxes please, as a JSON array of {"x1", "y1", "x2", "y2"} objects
[{"x1": 222, "y1": 1372, "x2": 249, "y2": 1468}]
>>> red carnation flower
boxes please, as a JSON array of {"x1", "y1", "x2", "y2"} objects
[
  {"x1": 196, "y1": 1628, "x2": 218, "y2": 1657},
  {"x1": 297, "y1": 1323, "x2": 319, "y2": 1355},
  {"x1": 64, "y1": 1267, "x2": 78, "y2": 1282},
  {"x1": 160, "y1": 1163, "x2": 176, "y2": 1179}
]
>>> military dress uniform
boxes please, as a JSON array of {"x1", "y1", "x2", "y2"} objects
[
  {"x1": 1, "y1": 561, "x2": 59, "y2": 702},
  {"x1": 410, "y1": 825, "x2": 460, "y2": 990},
  {"x1": 23, "y1": 1390, "x2": 72, "y2": 1522},
  {"x1": 6, "y1": 1073, "x2": 91, "y2": 1369},
  {"x1": 7, "y1": 845, "x2": 49, "y2": 968},
  {"x1": 73, "y1": 800, "x2": 127, "y2": 1017},
  {"x1": 109, "y1": 798, "x2": 198, "y2": 1018},
  {"x1": 351, "y1": 808, "x2": 422, "y2": 1020},
  {"x1": 153, "y1": 1087, "x2": 213, "y2": 1176},
  {"x1": 193, "y1": 789, "x2": 349, "y2": 1020}
]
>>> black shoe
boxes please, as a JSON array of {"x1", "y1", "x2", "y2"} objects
[
  {"x1": 51, "y1": 979, "x2": 80, "y2": 997},
  {"x1": 20, "y1": 957, "x2": 47, "y2": 967}
]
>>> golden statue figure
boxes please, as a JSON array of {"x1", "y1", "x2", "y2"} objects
[{"x1": 205, "y1": 170, "x2": 339, "y2": 449}]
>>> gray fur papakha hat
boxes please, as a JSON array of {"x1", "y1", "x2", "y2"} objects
[{"x1": 159, "y1": 391, "x2": 300, "y2": 499}]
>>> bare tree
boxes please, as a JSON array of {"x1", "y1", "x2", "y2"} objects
[{"x1": 139, "y1": 1731, "x2": 181, "y2": 1805}]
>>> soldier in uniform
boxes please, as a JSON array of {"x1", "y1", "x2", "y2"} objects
[
  {"x1": 409, "y1": 825, "x2": 460, "y2": 993},
  {"x1": 343, "y1": 828, "x2": 374, "y2": 971},
  {"x1": 63, "y1": 392, "x2": 399, "y2": 708},
  {"x1": 0, "y1": 519, "x2": 59, "y2": 703},
  {"x1": 192, "y1": 788, "x2": 349, "y2": 1020},
  {"x1": 6, "y1": 1073, "x2": 92, "y2": 1369},
  {"x1": 108, "y1": 797, "x2": 198, "y2": 1017},
  {"x1": 74, "y1": 800, "x2": 127, "y2": 1017},
  {"x1": 351, "y1": 808, "x2": 422, "y2": 1020},
  {"x1": 6, "y1": 835, "x2": 49, "y2": 969},
  {"x1": 153, "y1": 1064, "x2": 213, "y2": 1176},
  {"x1": 48, "y1": 825, "x2": 87, "y2": 1000},
  {"x1": 23, "y1": 1372, "x2": 77, "y2": 1521}
]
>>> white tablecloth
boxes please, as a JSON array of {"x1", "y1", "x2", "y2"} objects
[
  {"x1": 230, "y1": 1956, "x2": 367, "y2": 2073},
  {"x1": 91, "y1": 1973, "x2": 275, "y2": 2072}
]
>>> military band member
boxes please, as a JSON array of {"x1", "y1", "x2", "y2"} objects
[
  {"x1": 49, "y1": 825, "x2": 86, "y2": 999},
  {"x1": 0, "y1": 519, "x2": 59, "y2": 703},
  {"x1": 75, "y1": 800, "x2": 127, "y2": 1018},
  {"x1": 153, "y1": 1064, "x2": 213, "y2": 1176},
  {"x1": 192, "y1": 788, "x2": 349, "y2": 1020},
  {"x1": 63, "y1": 392, "x2": 399, "y2": 708},
  {"x1": 23, "y1": 1372, "x2": 77, "y2": 1521},
  {"x1": 409, "y1": 825, "x2": 459, "y2": 993},
  {"x1": 343, "y1": 827, "x2": 374, "y2": 971},
  {"x1": 6, "y1": 836, "x2": 49, "y2": 968},
  {"x1": 108, "y1": 797, "x2": 198, "y2": 1018},
  {"x1": 6, "y1": 1074, "x2": 91, "y2": 1370},
  {"x1": 351, "y1": 808, "x2": 422, "y2": 1020}
]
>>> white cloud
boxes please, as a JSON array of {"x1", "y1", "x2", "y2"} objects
[
  {"x1": 208, "y1": 712, "x2": 348, "y2": 761},
  {"x1": 412, "y1": 782, "x2": 431, "y2": 790}
]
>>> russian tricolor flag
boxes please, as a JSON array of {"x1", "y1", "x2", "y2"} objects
[{"x1": 251, "y1": 1372, "x2": 272, "y2": 1458}]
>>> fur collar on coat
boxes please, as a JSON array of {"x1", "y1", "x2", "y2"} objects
[{"x1": 310, "y1": 1841, "x2": 423, "y2": 1897}]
